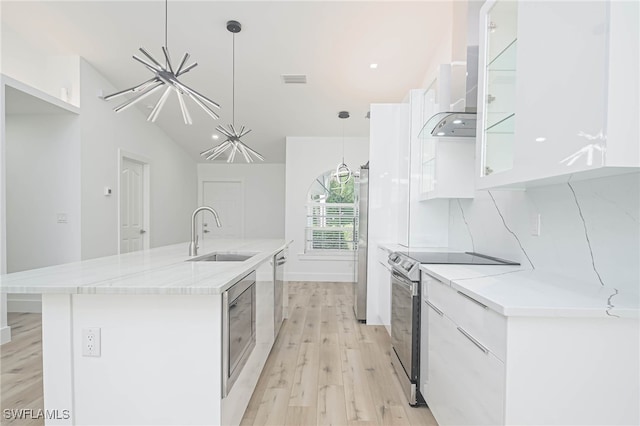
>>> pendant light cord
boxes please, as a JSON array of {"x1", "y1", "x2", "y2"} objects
[
  {"x1": 232, "y1": 32, "x2": 235, "y2": 127},
  {"x1": 342, "y1": 120, "x2": 345, "y2": 163},
  {"x1": 164, "y1": 0, "x2": 168, "y2": 66}
]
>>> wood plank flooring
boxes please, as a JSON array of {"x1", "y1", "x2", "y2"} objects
[
  {"x1": 0, "y1": 313, "x2": 44, "y2": 426},
  {"x1": 241, "y1": 282, "x2": 437, "y2": 426},
  {"x1": 0, "y1": 282, "x2": 437, "y2": 426}
]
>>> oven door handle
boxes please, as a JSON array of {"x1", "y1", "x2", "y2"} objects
[{"x1": 391, "y1": 270, "x2": 418, "y2": 297}]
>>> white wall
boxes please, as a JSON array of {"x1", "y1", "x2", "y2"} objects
[
  {"x1": 285, "y1": 136, "x2": 369, "y2": 282},
  {"x1": 197, "y1": 163, "x2": 285, "y2": 239},
  {"x1": 79, "y1": 60, "x2": 197, "y2": 260},
  {"x1": 0, "y1": 25, "x2": 81, "y2": 107},
  {"x1": 448, "y1": 172, "x2": 640, "y2": 297},
  {"x1": 5, "y1": 112, "x2": 81, "y2": 313},
  {"x1": 6, "y1": 113, "x2": 81, "y2": 272},
  {"x1": 0, "y1": 81, "x2": 9, "y2": 342},
  {"x1": 1, "y1": 58, "x2": 198, "y2": 317}
]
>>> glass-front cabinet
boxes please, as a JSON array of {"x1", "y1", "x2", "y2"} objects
[
  {"x1": 420, "y1": 80, "x2": 438, "y2": 194},
  {"x1": 421, "y1": 136, "x2": 436, "y2": 194},
  {"x1": 476, "y1": 0, "x2": 638, "y2": 189},
  {"x1": 481, "y1": 0, "x2": 517, "y2": 177}
]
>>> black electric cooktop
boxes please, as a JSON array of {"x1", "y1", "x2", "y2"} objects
[{"x1": 398, "y1": 251, "x2": 520, "y2": 266}]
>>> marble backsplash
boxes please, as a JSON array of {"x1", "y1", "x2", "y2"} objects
[{"x1": 448, "y1": 172, "x2": 640, "y2": 298}]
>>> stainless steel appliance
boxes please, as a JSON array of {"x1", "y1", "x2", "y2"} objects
[
  {"x1": 389, "y1": 250, "x2": 519, "y2": 406},
  {"x1": 354, "y1": 163, "x2": 369, "y2": 322},
  {"x1": 222, "y1": 271, "x2": 256, "y2": 398},
  {"x1": 388, "y1": 252, "x2": 423, "y2": 405},
  {"x1": 273, "y1": 250, "x2": 286, "y2": 337}
]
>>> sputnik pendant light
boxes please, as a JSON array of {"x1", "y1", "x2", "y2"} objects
[
  {"x1": 200, "y1": 20, "x2": 264, "y2": 163},
  {"x1": 334, "y1": 111, "x2": 352, "y2": 185},
  {"x1": 102, "y1": 0, "x2": 220, "y2": 124}
]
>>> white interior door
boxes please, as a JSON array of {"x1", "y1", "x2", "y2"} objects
[
  {"x1": 120, "y1": 157, "x2": 146, "y2": 253},
  {"x1": 202, "y1": 181, "x2": 244, "y2": 239}
]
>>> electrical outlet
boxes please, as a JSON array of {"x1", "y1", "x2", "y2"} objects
[
  {"x1": 531, "y1": 213, "x2": 541, "y2": 237},
  {"x1": 82, "y1": 328, "x2": 101, "y2": 357}
]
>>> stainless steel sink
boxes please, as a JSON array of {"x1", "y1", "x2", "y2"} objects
[{"x1": 187, "y1": 252, "x2": 257, "y2": 262}]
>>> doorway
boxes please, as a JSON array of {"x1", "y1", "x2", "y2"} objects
[
  {"x1": 201, "y1": 181, "x2": 244, "y2": 240},
  {"x1": 119, "y1": 153, "x2": 150, "y2": 254}
]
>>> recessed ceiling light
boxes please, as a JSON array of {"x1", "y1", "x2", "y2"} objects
[
  {"x1": 212, "y1": 134, "x2": 219, "y2": 140},
  {"x1": 535, "y1": 137, "x2": 546, "y2": 142},
  {"x1": 453, "y1": 119, "x2": 462, "y2": 124},
  {"x1": 370, "y1": 63, "x2": 378, "y2": 69},
  {"x1": 437, "y1": 131, "x2": 445, "y2": 136}
]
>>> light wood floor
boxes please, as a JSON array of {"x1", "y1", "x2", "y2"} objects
[
  {"x1": 0, "y1": 283, "x2": 437, "y2": 426},
  {"x1": 1, "y1": 313, "x2": 44, "y2": 426},
  {"x1": 241, "y1": 282, "x2": 437, "y2": 426}
]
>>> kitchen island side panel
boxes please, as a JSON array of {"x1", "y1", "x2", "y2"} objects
[
  {"x1": 41, "y1": 294, "x2": 74, "y2": 426},
  {"x1": 69, "y1": 294, "x2": 222, "y2": 425}
]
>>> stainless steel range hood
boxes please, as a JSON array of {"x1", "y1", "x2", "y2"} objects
[
  {"x1": 421, "y1": 1, "x2": 481, "y2": 138},
  {"x1": 421, "y1": 46, "x2": 478, "y2": 138},
  {"x1": 423, "y1": 110, "x2": 477, "y2": 138}
]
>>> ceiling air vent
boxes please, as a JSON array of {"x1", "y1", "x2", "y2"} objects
[{"x1": 281, "y1": 74, "x2": 307, "y2": 84}]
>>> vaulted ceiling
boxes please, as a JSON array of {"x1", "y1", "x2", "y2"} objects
[{"x1": 1, "y1": 1, "x2": 454, "y2": 163}]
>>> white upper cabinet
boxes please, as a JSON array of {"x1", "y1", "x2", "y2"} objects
[
  {"x1": 417, "y1": 69, "x2": 475, "y2": 200},
  {"x1": 476, "y1": 0, "x2": 639, "y2": 189},
  {"x1": 419, "y1": 135, "x2": 475, "y2": 200}
]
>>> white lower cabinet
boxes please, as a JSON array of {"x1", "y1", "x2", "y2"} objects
[
  {"x1": 422, "y1": 271, "x2": 640, "y2": 426},
  {"x1": 426, "y1": 296, "x2": 505, "y2": 426},
  {"x1": 377, "y1": 260, "x2": 391, "y2": 329}
]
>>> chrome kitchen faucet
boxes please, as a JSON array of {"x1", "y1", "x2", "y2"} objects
[{"x1": 189, "y1": 206, "x2": 222, "y2": 256}]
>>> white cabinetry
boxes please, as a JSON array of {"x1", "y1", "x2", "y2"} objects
[
  {"x1": 367, "y1": 103, "x2": 410, "y2": 324},
  {"x1": 422, "y1": 270, "x2": 639, "y2": 426},
  {"x1": 477, "y1": 0, "x2": 639, "y2": 189},
  {"x1": 417, "y1": 70, "x2": 475, "y2": 200},
  {"x1": 376, "y1": 246, "x2": 392, "y2": 331},
  {"x1": 424, "y1": 272, "x2": 505, "y2": 426},
  {"x1": 418, "y1": 136, "x2": 475, "y2": 200}
]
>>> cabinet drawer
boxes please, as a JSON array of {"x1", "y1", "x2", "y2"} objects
[
  {"x1": 428, "y1": 311, "x2": 505, "y2": 426},
  {"x1": 424, "y1": 272, "x2": 507, "y2": 361}
]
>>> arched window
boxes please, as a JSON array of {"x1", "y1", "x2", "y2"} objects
[{"x1": 305, "y1": 170, "x2": 359, "y2": 252}]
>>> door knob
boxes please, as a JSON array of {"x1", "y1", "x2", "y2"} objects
[
  {"x1": 140, "y1": 229, "x2": 146, "y2": 234},
  {"x1": 204, "y1": 230, "x2": 210, "y2": 233}
]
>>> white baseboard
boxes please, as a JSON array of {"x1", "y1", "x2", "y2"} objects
[
  {"x1": 285, "y1": 272, "x2": 355, "y2": 282},
  {"x1": 0, "y1": 326, "x2": 11, "y2": 345},
  {"x1": 8, "y1": 299, "x2": 42, "y2": 313}
]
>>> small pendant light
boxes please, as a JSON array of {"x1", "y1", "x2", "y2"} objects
[
  {"x1": 334, "y1": 111, "x2": 352, "y2": 185},
  {"x1": 200, "y1": 20, "x2": 264, "y2": 163}
]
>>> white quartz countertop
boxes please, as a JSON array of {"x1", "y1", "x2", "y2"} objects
[
  {"x1": 377, "y1": 242, "x2": 453, "y2": 254},
  {"x1": 0, "y1": 239, "x2": 290, "y2": 295},
  {"x1": 420, "y1": 264, "x2": 639, "y2": 319}
]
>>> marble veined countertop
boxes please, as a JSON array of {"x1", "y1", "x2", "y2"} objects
[
  {"x1": 420, "y1": 264, "x2": 639, "y2": 319},
  {"x1": 0, "y1": 239, "x2": 289, "y2": 295}
]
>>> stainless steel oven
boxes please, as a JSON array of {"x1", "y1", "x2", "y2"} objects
[
  {"x1": 388, "y1": 250, "x2": 519, "y2": 406},
  {"x1": 389, "y1": 252, "x2": 423, "y2": 406},
  {"x1": 222, "y1": 271, "x2": 256, "y2": 398}
]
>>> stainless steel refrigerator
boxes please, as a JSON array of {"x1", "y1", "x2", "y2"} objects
[{"x1": 354, "y1": 163, "x2": 369, "y2": 322}]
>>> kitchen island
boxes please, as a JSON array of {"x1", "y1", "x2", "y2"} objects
[{"x1": 0, "y1": 239, "x2": 289, "y2": 426}]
